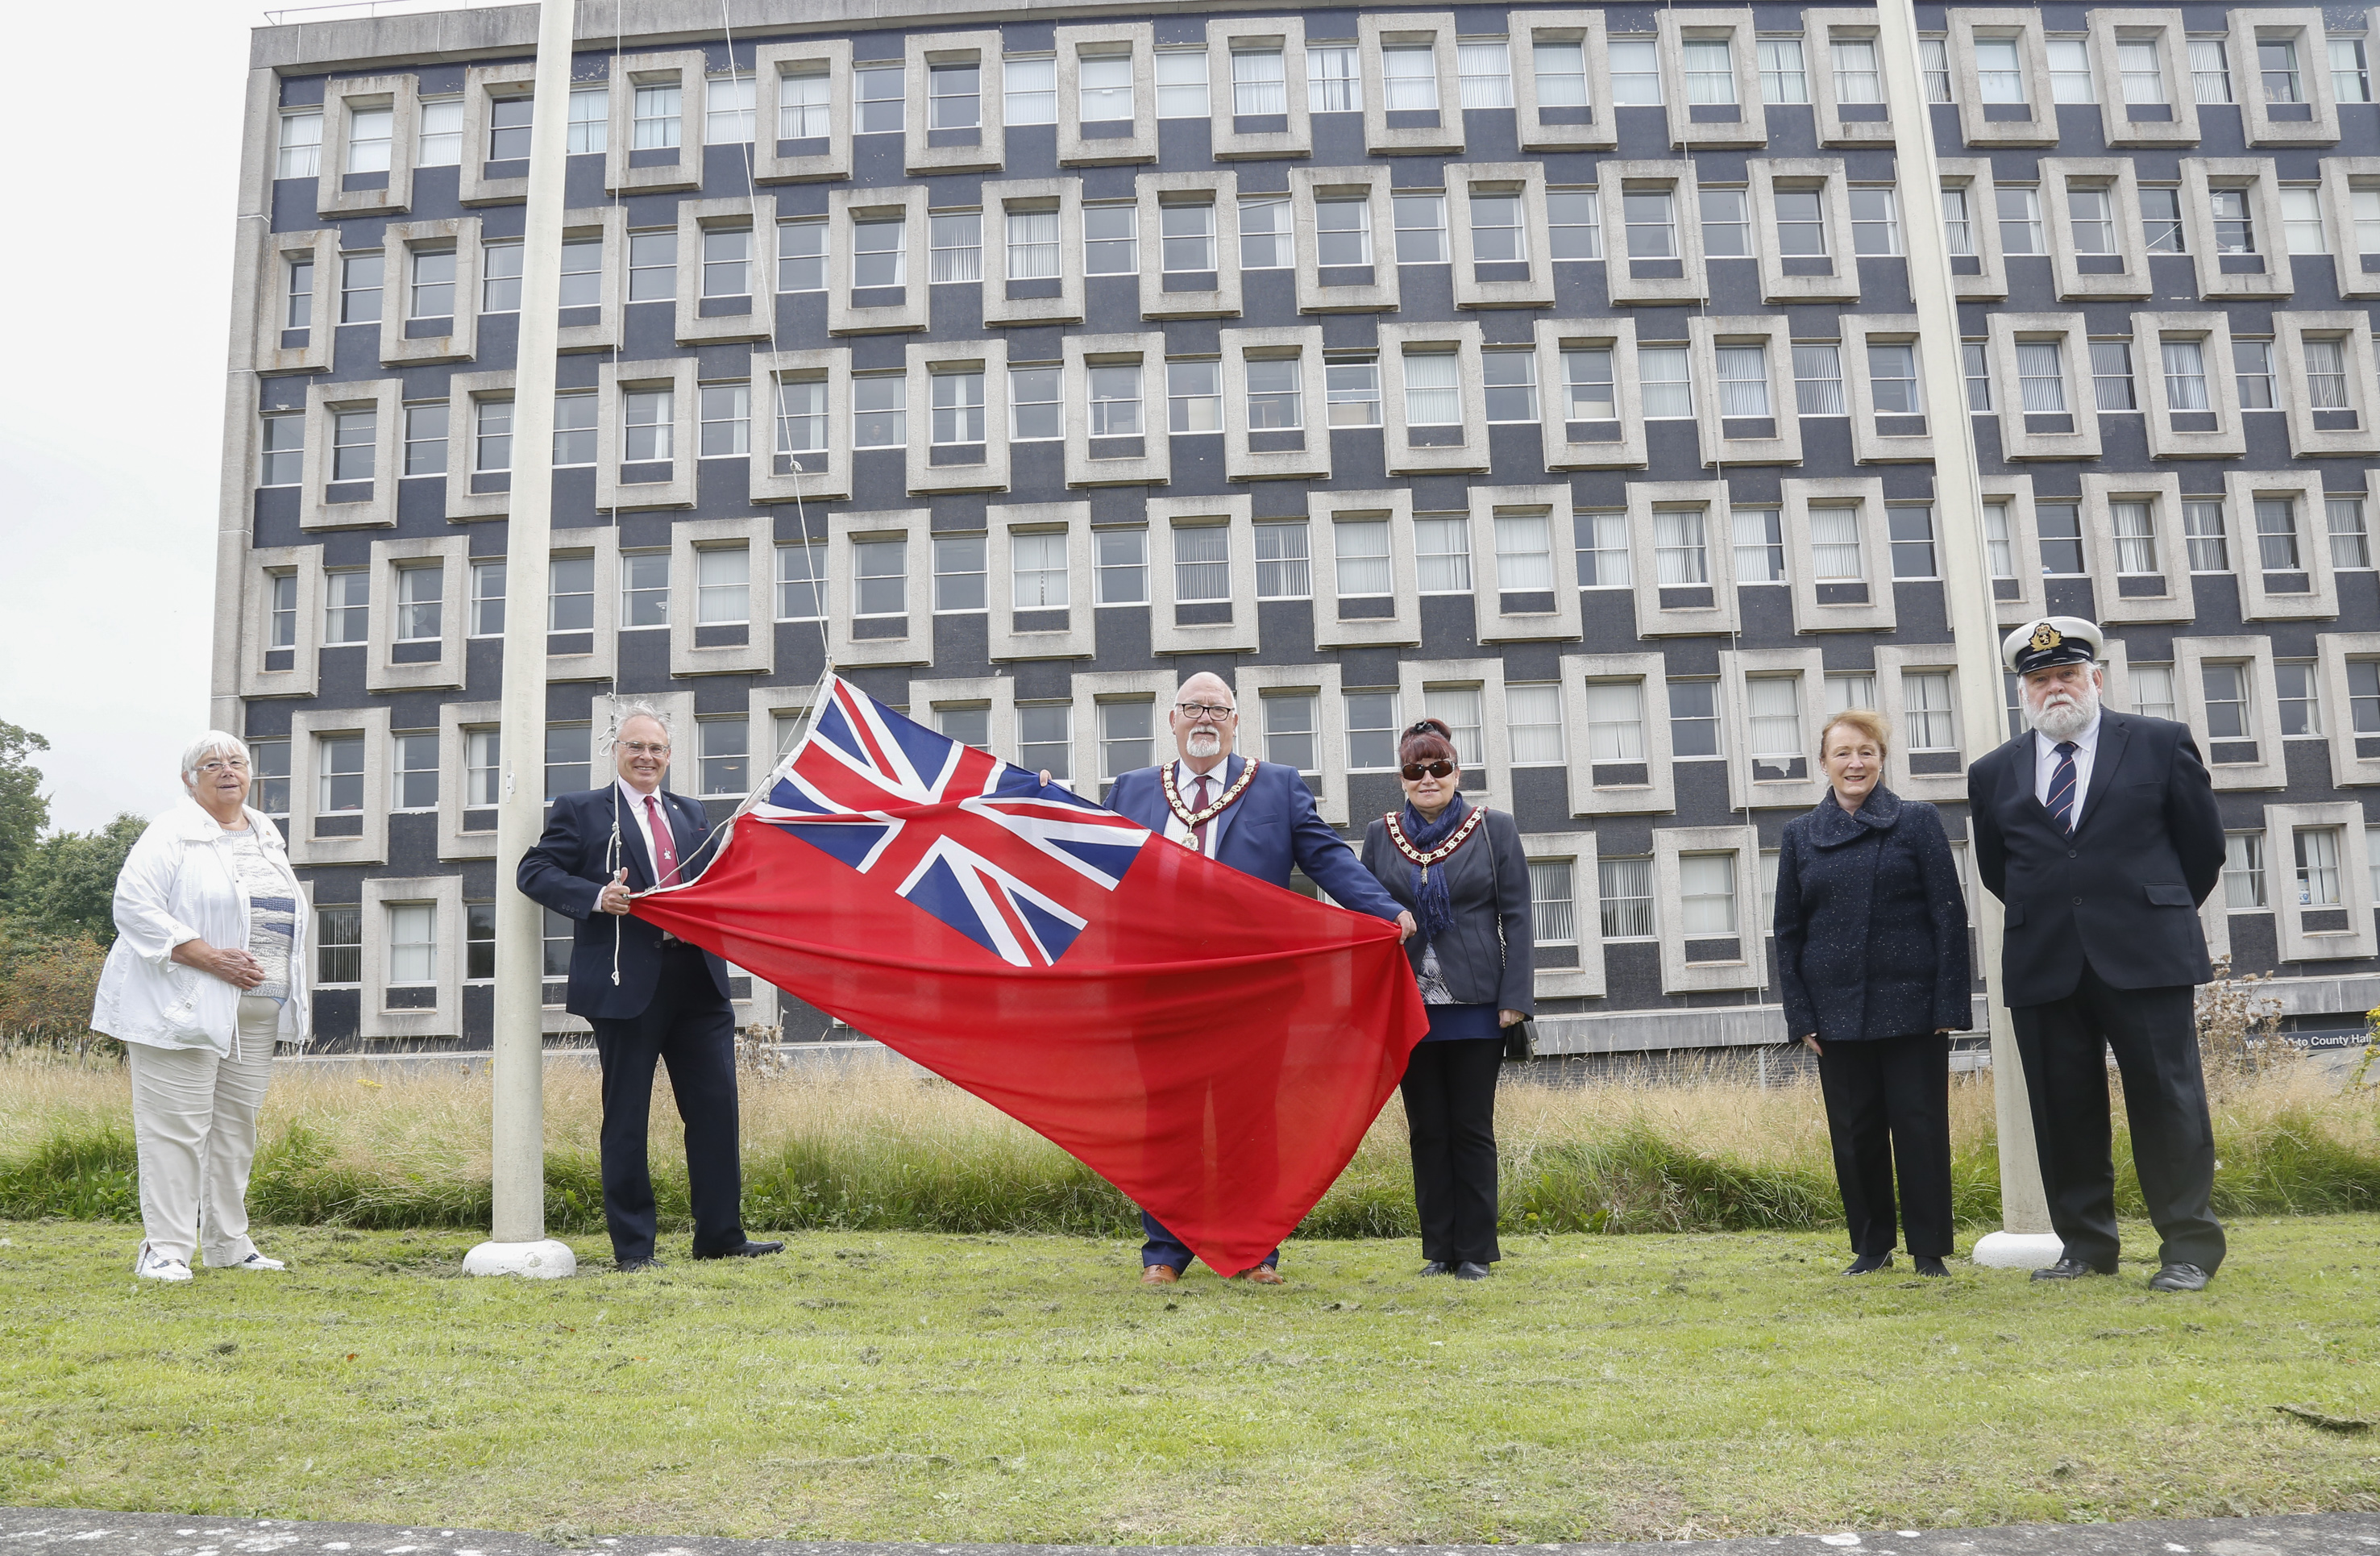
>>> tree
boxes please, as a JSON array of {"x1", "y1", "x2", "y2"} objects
[
  {"x1": 0, "y1": 722, "x2": 48, "y2": 904},
  {"x1": 11, "y1": 813, "x2": 147, "y2": 947}
]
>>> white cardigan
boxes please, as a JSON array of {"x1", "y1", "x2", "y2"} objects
[{"x1": 89, "y1": 797, "x2": 312, "y2": 1052}]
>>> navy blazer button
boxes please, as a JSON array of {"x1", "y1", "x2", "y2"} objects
[
  {"x1": 2072, "y1": 896, "x2": 2083, "y2": 905},
  {"x1": 2067, "y1": 849, "x2": 2077, "y2": 859}
]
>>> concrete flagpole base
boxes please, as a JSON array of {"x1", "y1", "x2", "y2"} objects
[
  {"x1": 463, "y1": 1239, "x2": 578, "y2": 1279},
  {"x1": 1969, "y1": 1230, "x2": 2066, "y2": 1270}
]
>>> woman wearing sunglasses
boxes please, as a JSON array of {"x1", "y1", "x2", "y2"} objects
[{"x1": 1359, "y1": 719, "x2": 1535, "y2": 1280}]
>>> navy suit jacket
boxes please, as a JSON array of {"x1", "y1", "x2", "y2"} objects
[
  {"x1": 517, "y1": 784, "x2": 731, "y2": 1021},
  {"x1": 1104, "y1": 754, "x2": 1405, "y2": 923}
]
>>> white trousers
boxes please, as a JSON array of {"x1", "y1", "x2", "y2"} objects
[{"x1": 125, "y1": 996, "x2": 279, "y2": 1265}]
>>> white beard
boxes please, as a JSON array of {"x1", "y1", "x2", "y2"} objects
[
  {"x1": 1183, "y1": 729, "x2": 1223, "y2": 759},
  {"x1": 2027, "y1": 682, "x2": 2101, "y2": 743}
]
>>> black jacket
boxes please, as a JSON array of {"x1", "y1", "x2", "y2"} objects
[
  {"x1": 1359, "y1": 805, "x2": 1536, "y2": 1015},
  {"x1": 1967, "y1": 710, "x2": 2226, "y2": 1007},
  {"x1": 517, "y1": 785, "x2": 730, "y2": 1021},
  {"x1": 1773, "y1": 786, "x2": 1972, "y2": 1042}
]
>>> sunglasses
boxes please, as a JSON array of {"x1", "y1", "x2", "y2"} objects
[{"x1": 1401, "y1": 760, "x2": 1456, "y2": 781}]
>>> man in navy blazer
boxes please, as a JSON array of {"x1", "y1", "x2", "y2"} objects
[
  {"x1": 517, "y1": 705, "x2": 781, "y2": 1271},
  {"x1": 1102, "y1": 672, "x2": 1414, "y2": 1284},
  {"x1": 1967, "y1": 618, "x2": 2228, "y2": 1292}
]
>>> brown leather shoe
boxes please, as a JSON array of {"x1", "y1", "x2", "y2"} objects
[
  {"x1": 1234, "y1": 1266, "x2": 1286, "y2": 1285},
  {"x1": 1140, "y1": 1264, "x2": 1180, "y2": 1285}
]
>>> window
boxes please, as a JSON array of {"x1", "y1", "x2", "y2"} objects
[
  {"x1": 936, "y1": 706, "x2": 988, "y2": 750},
  {"x1": 1310, "y1": 44, "x2": 1361, "y2": 113},
  {"x1": 1468, "y1": 191, "x2": 1525, "y2": 267},
  {"x1": 2017, "y1": 340, "x2": 2068, "y2": 413},
  {"x1": 1346, "y1": 692, "x2": 1399, "y2": 770},
  {"x1": 1922, "y1": 37, "x2": 1953, "y2": 102},
  {"x1": 1890, "y1": 507, "x2": 1938, "y2": 579},
  {"x1": 2184, "y1": 499, "x2": 2229, "y2": 571},
  {"x1": 2129, "y1": 664, "x2": 2178, "y2": 721},
  {"x1": 774, "y1": 377, "x2": 827, "y2": 458},
  {"x1": 315, "y1": 905, "x2": 360, "y2": 984},
  {"x1": 475, "y1": 240, "x2": 523, "y2": 314},
  {"x1": 2355, "y1": 189, "x2": 2380, "y2": 257},
  {"x1": 1961, "y1": 343, "x2": 1992, "y2": 412},
  {"x1": 1584, "y1": 680, "x2": 1646, "y2": 761},
  {"x1": 1335, "y1": 519, "x2": 1393, "y2": 598},
  {"x1": 630, "y1": 81, "x2": 682, "y2": 151},
  {"x1": 1640, "y1": 346, "x2": 1693, "y2": 418},
  {"x1": 542, "y1": 725, "x2": 590, "y2": 801},
  {"x1": 1975, "y1": 36, "x2": 2026, "y2": 104},
  {"x1": 1423, "y1": 685, "x2": 1485, "y2": 766},
  {"x1": 2295, "y1": 826, "x2": 2342, "y2": 907},
  {"x1": 1402, "y1": 349, "x2": 1460, "y2": 426},
  {"x1": 1165, "y1": 360, "x2": 1221, "y2": 435},
  {"x1": 2260, "y1": 36, "x2": 2303, "y2": 102},
  {"x1": 2036, "y1": 501, "x2": 2084, "y2": 575},
  {"x1": 1610, "y1": 38, "x2": 1662, "y2": 105},
  {"x1": 2234, "y1": 339, "x2": 2275, "y2": 409},
  {"x1": 2332, "y1": 38, "x2": 2373, "y2": 102},
  {"x1": 778, "y1": 221, "x2": 824, "y2": 292},
  {"x1": 1547, "y1": 190, "x2": 1600, "y2": 259},
  {"x1": 244, "y1": 740, "x2": 288, "y2": 818},
  {"x1": 1792, "y1": 343, "x2": 1845, "y2": 415},
  {"x1": 775, "y1": 69, "x2": 831, "y2": 140},
  {"x1": 1083, "y1": 205, "x2": 1137, "y2": 275},
  {"x1": 1655, "y1": 508, "x2": 1710, "y2": 585},
  {"x1": 1010, "y1": 365, "x2": 1061, "y2": 440},
  {"x1": 330, "y1": 408, "x2": 376, "y2": 482},
  {"x1": 278, "y1": 110, "x2": 322, "y2": 178},
  {"x1": 1734, "y1": 507, "x2": 1784, "y2": 583},
  {"x1": 855, "y1": 64, "x2": 903, "y2": 134},
  {"x1": 697, "y1": 384, "x2": 748, "y2": 459},
  {"x1": 394, "y1": 564, "x2": 442, "y2": 642},
  {"x1": 1095, "y1": 527, "x2": 1147, "y2": 605},
  {"x1": 1161, "y1": 202, "x2": 1215, "y2": 273},
  {"x1": 285, "y1": 256, "x2": 317, "y2": 331},
  {"x1": 1867, "y1": 342, "x2": 1920, "y2": 415},
  {"x1": 2352, "y1": 660, "x2": 2380, "y2": 734},
  {"x1": 2202, "y1": 660, "x2": 2250, "y2": 738},
  {"x1": 1624, "y1": 189, "x2": 1676, "y2": 257},
  {"x1": 1099, "y1": 701, "x2": 1154, "y2": 780},
  {"x1": 2091, "y1": 341, "x2": 2137, "y2": 412},
  {"x1": 1535, "y1": 40, "x2": 1589, "y2": 108},
  {"x1": 928, "y1": 368, "x2": 986, "y2": 445},
  {"x1": 2305, "y1": 338, "x2": 2352, "y2": 410},
  {"x1": 549, "y1": 555, "x2": 594, "y2": 631},
  {"x1": 854, "y1": 217, "x2": 906, "y2": 287},
  {"x1": 1483, "y1": 352, "x2": 1537, "y2": 423},
  {"x1": 1763, "y1": 38, "x2": 1811, "y2": 103},
  {"x1": 1011, "y1": 531, "x2": 1069, "y2": 610},
  {"x1": 1158, "y1": 49, "x2": 1211, "y2": 118},
  {"x1": 340, "y1": 253, "x2": 383, "y2": 324},
  {"x1": 620, "y1": 551, "x2": 668, "y2": 628},
  {"x1": 1562, "y1": 347, "x2": 1616, "y2": 418},
  {"x1": 1998, "y1": 186, "x2": 2043, "y2": 256},
  {"x1": 266, "y1": 572, "x2": 298, "y2": 650},
  {"x1": 1319, "y1": 198, "x2": 1373, "y2": 267},
  {"x1": 392, "y1": 730, "x2": 438, "y2": 810},
  {"x1": 1505, "y1": 684, "x2": 1563, "y2": 768},
  {"x1": 622, "y1": 388, "x2": 672, "y2": 463},
  {"x1": 1941, "y1": 188, "x2": 1975, "y2": 256},
  {"x1": 2113, "y1": 39, "x2": 2166, "y2": 104},
  {"x1": 2223, "y1": 832, "x2": 2266, "y2": 909},
  {"x1": 1716, "y1": 344, "x2": 1770, "y2": 418},
  {"x1": 2282, "y1": 188, "x2": 2327, "y2": 256},
  {"x1": 1079, "y1": 52, "x2": 1134, "y2": 123},
  {"x1": 1518, "y1": 859, "x2": 1576, "y2": 946},
  {"x1": 1825, "y1": 37, "x2": 1875, "y2": 103},
  {"x1": 1983, "y1": 501, "x2": 2017, "y2": 581},
  {"x1": 700, "y1": 227, "x2": 750, "y2": 300},
  {"x1": 473, "y1": 398, "x2": 513, "y2": 472},
  {"x1": 1810, "y1": 505, "x2": 1863, "y2": 581},
  {"x1": 2277, "y1": 661, "x2": 2323, "y2": 737},
  {"x1": 1489, "y1": 514, "x2": 1551, "y2": 597},
  {"x1": 1850, "y1": 188, "x2": 1900, "y2": 255},
  {"x1": 853, "y1": 375, "x2": 906, "y2": 447},
  {"x1": 569, "y1": 84, "x2": 609, "y2": 152},
  {"x1": 463, "y1": 560, "x2": 505, "y2": 638},
  {"x1": 402, "y1": 401, "x2": 447, "y2": 476},
  {"x1": 1774, "y1": 187, "x2": 1826, "y2": 257},
  {"x1": 2210, "y1": 189, "x2": 2253, "y2": 255},
  {"x1": 459, "y1": 900, "x2": 496, "y2": 981},
  {"x1": 928, "y1": 63, "x2": 981, "y2": 131},
  {"x1": 2162, "y1": 339, "x2": 2210, "y2": 412},
  {"x1": 2109, "y1": 500, "x2": 2158, "y2": 575},
  {"x1": 1175, "y1": 525, "x2": 1230, "y2": 602},
  {"x1": 2329, "y1": 498, "x2": 2371, "y2": 570},
  {"x1": 2256, "y1": 497, "x2": 2302, "y2": 569},
  {"x1": 775, "y1": 541, "x2": 826, "y2": 621},
  {"x1": 1232, "y1": 47, "x2": 1287, "y2": 117},
  {"x1": 1414, "y1": 516, "x2": 1471, "y2": 593},
  {"x1": 1679, "y1": 853, "x2": 1738, "y2": 936},
  {"x1": 2049, "y1": 38, "x2": 2095, "y2": 102},
  {"x1": 1088, "y1": 363, "x2": 1142, "y2": 437},
  {"x1": 2187, "y1": 37, "x2": 2232, "y2": 103},
  {"x1": 1017, "y1": 704, "x2": 1071, "y2": 780},
  {"x1": 1683, "y1": 39, "x2": 1736, "y2": 105},
  {"x1": 2145, "y1": 186, "x2": 2190, "y2": 252},
  {"x1": 259, "y1": 414, "x2": 304, "y2": 486},
  {"x1": 628, "y1": 230, "x2": 675, "y2": 302},
  {"x1": 1826, "y1": 672, "x2": 1875, "y2": 713},
  {"x1": 1004, "y1": 56, "x2": 1056, "y2": 125},
  {"x1": 705, "y1": 75, "x2": 756, "y2": 144},
  {"x1": 343, "y1": 103, "x2": 393, "y2": 175},
  {"x1": 2069, "y1": 185, "x2": 2116, "y2": 255},
  {"x1": 1382, "y1": 46, "x2": 1439, "y2": 113},
  {"x1": 854, "y1": 539, "x2": 908, "y2": 616},
  {"x1": 1700, "y1": 188, "x2": 1749, "y2": 258},
  {"x1": 487, "y1": 94, "x2": 533, "y2": 160},
  {"x1": 1245, "y1": 355, "x2": 1305, "y2": 431},
  {"x1": 1327, "y1": 357, "x2": 1381, "y2": 426},
  {"x1": 1599, "y1": 856, "x2": 1655, "y2": 939},
  {"x1": 1458, "y1": 41, "x2": 1512, "y2": 109},
  {"x1": 1255, "y1": 522, "x2": 1310, "y2": 599},
  {"x1": 1252, "y1": 693, "x2": 1314, "y2": 777},
  {"x1": 416, "y1": 97, "x2": 462, "y2": 166},
  {"x1": 1904, "y1": 672, "x2": 1956, "y2": 751},
  {"x1": 1240, "y1": 198, "x2": 1291, "y2": 268},
  {"x1": 1003, "y1": 208, "x2": 1061, "y2": 281},
  {"x1": 318, "y1": 733, "x2": 365, "y2": 813},
  {"x1": 695, "y1": 546, "x2": 748, "y2": 626}
]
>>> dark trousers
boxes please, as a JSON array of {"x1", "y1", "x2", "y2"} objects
[
  {"x1": 1140, "y1": 1211, "x2": 1277, "y2": 1274},
  {"x1": 1814, "y1": 1033, "x2": 1954, "y2": 1259},
  {"x1": 1399, "y1": 1037, "x2": 1505, "y2": 1265},
  {"x1": 588, "y1": 946, "x2": 745, "y2": 1262},
  {"x1": 2010, "y1": 962, "x2": 2225, "y2": 1274}
]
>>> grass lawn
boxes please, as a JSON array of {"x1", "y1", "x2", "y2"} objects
[{"x1": 2, "y1": 1217, "x2": 2376, "y2": 1545}]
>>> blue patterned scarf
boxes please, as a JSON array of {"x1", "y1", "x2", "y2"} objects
[{"x1": 1400, "y1": 793, "x2": 1470, "y2": 945}]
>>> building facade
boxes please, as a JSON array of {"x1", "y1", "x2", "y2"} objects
[{"x1": 216, "y1": 0, "x2": 2380, "y2": 1054}]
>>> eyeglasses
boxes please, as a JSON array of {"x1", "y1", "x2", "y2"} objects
[
  {"x1": 193, "y1": 759, "x2": 250, "y2": 775},
  {"x1": 619, "y1": 741, "x2": 671, "y2": 756},
  {"x1": 1173, "y1": 702, "x2": 1236, "y2": 722},
  {"x1": 1401, "y1": 760, "x2": 1456, "y2": 780}
]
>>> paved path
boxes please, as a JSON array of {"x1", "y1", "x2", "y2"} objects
[{"x1": 4, "y1": 1510, "x2": 2377, "y2": 1556}]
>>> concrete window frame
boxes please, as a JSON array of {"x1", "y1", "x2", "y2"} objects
[
  {"x1": 1978, "y1": 473, "x2": 2049, "y2": 629},
  {"x1": 2265, "y1": 803, "x2": 2379, "y2": 960},
  {"x1": 2316, "y1": 630, "x2": 2380, "y2": 788},
  {"x1": 1840, "y1": 314, "x2": 1938, "y2": 464},
  {"x1": 1512, "y1": 10, "x2": 1617, "y2": 152},
  {"x1": 1358, "y1": 13, "x2": 1464, "y2": 156},
  {"x1": 1746, "y1": 159, "x2": 1859, "y2": 304},
  {"x1": 2274, "y1": 312, "x2": 2380, "y2": 457},
  {"x1": 1938, "y1": 159, "x2": 2011, "y2": 301},
  {"x1": 825, "y1": 508, "x2": 932, "y2": 669},
  {"x1": 1136, "y1": 172, "x2": 1244, "y2": 320},
  {"x1": 1146, "y1": 494, "x2": 1259, "y2": 657},
  {"x1": 675, "y1": 196, "x2": 776, "y2": 346},
  {"x1": 828, "y1": 185, "x2": 932, "y2": 336},
  {"x1": 1626, "y1": 479, "x2": 1739, "y2": 639},
  {"x1": 905, "y1": 673, "x2": 1011, "y2": 768},
  {"x1": 376, "y1": 217, "x2": 482, "y2": 366},
  {"x1": 439, "y1": 368, "x2": 515, "y2": 522},
  {"x1": 1445, "y1": 162, "x2": 1556, "y2": 309},
  {"x1": 434, "y1": 697, "x2": 500, "y2": 863},
  {"x1": 2178, "y1": 159, "x2": 2296, "y2": 298},
  {"x1": 1221, "y1": 325, "x2": 1330, "y2": 481},
  {"x1": 457, "y1": 63, "x2": 538, "y2": 208},
  {"x1": 1208, "y1": 17, "x2": 1312, "y2": 160},
  {"x1": 1055, "y1": 23, "x2": 1159, "y2": 167},
  {"x1": 1805, "y1": 8, "x2": 1895, "y2": 147},
  {"x1": 359, "y1": 875, "x2": 464, "y2": 1041},
  {"x1": 1780, "y1": 476, "x2": 1896, "y2": 634},
  {"x1": 2133, "y1": 310, "x2": 2248, "y2": 459},
  {"x1": 748, "y1": 347, "x2": 854, "y2": 504},
  {"x1": 1949, "y1": 9, "x2": 2058, "y2": 148},
  {"x1": 1721, "y1": 647, "x2": 1827, "y2": 813},
  {"x1": 2228, "y1": 7, "x2": 2341, "y2": 147},
  {"x1": 1871, "y1": 644, "x2": 1968, "y2": 805},
  {"x1": 1062, "y1": 331, "x2": 1170, "y2": 488},
  {"x1": 2087, "y1": 11, "x2": 2200, "y2": 148},
  {"x1": 981, "y1": 178, "x2": 1086, "y2": 327},
  {"x1": 1651, "y1": 828, "x2": 1766, "y2": 993},
  {"x1": 363, "y1": 536, "x2": 468, "y2": 693},
  {"x1": 1986, "y1": 312, "x2": 2103, "y2": 460},
  {"x1": 905, "y1": 31, "x2": 1005, "y2": 175},
  {"x1": 1398, "y1": 658, "x2": 1513, "y2": 811},
  {"x1": 1535, "y1": 315, "x2": 1649, "y2": 470},
  {"x1": 1687, "y1": 314, "x2": 1802, "y2": 467},
  {"x1": 2228, "y1": 468, "x2": 2341, "y2": 622},
  {"x1": 1061, "y1": 669, "x2": 1179, "y2": 802},
  {"x1": 1378, "y1": 321, "x2": 1489, "y2": 475},
  {"x1": 238, "y1": 547, "x2": 322, "y2": 702},
  {"x1": 299, "y1": 377, "x2": 403, "y2": 531},
  {"x1": 2079, "y1": 471, "x2": 2195, "y2": 625},
  {"x1": 2174, "y1": 634, "x2": 2287, "y2": 791},
  {"x1": 1313, "y1": 488, "x2": 1422, "y2": 651},
  {"x1": 596, "y1": 357, "x2": 699, "y2": 511},
  {"x1": 317, "y1": 74, "x2": 420, "y2": 219},
  {"x1": 1597, "y1": 160, "x2": 1709, "y2": 305},
  {"x1": 2320, "y1": 156, "x2": 2380, "y2": 299},
  {"x1": 1520, "y1": 830, "x2": 1606, "y2": 999},
  {"x1": 906, "y1": 338, "x2": 1012, "y2": 496},
  {"x1": 753, "y1": 39, "x2": 854, "y2": 184},
  {"x1": 550, "y1": 206, "x2": 627, "y2": 355},
  {"x1": 668, "y1": 514, "x2": 775, "y2": 679},
  {"x1": 987, "y1": 501, "x2": 1097, "y2": 662},
  {"x1": 255, "y1": 229, "x2": 339, "y2": 375},
  {"x1": 1655, "y1": 9, "x2": 1768, "y2": 150},
  {"x1": 1289, "y1": 167, "x2": 1401, "y2": 314},
  {"x1": 542, "y1": 532, "x2": 622, "y2": 687},
  {"x1": 1558, "y1": 653, "x2": 1678, "y2": 817},
  {"x1": 2041, "y1": 159, "x2": 2154, "y2": 299},
  {"x1": 1235, "y1": 661, "x2": 1352, "y2": 826},
  {"x1": 746, "y1": 683, "x2": 820, "y2": 780},
  {"x1": 288, "y1": 705, "x2": 393, "y2": 867},
  {"x1": 1470, "y1": 483, "x2": 1584, "y2": 643},
  {"x1": 604, "y1": 52, "x2": 708, "y2": 196}
]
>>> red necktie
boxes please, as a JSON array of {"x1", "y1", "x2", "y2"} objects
[
  {"x1": 1192, "y1": 775, "x2": 1214, "y2": 858},
  {"x1": 644, "y1": 794, "x2": 682, "y2": 886}
]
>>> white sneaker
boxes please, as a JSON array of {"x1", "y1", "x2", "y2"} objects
[
  {"x1": 219, "y1": 1250, "x2": 286, "y2": 1272},
  {"x1": 134, "y1": 1242, "x2": 193, "y2": 1283}
]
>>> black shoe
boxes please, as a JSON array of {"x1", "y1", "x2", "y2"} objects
[
  {"x1": 616, "y1": 1254, "x2": 663, "y2": 1272},
  {"x1": 2149, "y1": 1262, "x2": 2210, "y2": 1292},
  {"x1": 1844, "y1": 1252, "x2": 1894, "y2": 1275},
  {"x1": 1452, "y1": 1262, "x2": 1491, "y2": 1281},
  {"x1": 693, "y1": 1239, "x2": 786, "y2": 1261},
  {"x1": 1913, "y1": 1255, "x2": 1950, "y2": 1278},
  {"x1": 1418, "y1": 1260, "x2": 1452, "y2": 1276},
  {"x1": 2031, "y1": 1257, "x2": 2112, "y2": 1281}
]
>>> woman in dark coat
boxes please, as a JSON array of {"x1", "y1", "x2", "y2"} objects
[
  {"x1": 1359, "y1": 719, "x2": 1534, "y2": 1280},
  {"x1": 1773, "y1": 708, "x2": 1971, "y2": 1277}
]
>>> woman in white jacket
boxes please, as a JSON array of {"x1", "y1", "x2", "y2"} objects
[{"x1": 91, "y1": 732, "x2": 309, "y2": 1281}]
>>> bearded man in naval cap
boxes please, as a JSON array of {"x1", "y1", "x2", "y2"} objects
[{"x1": 1966, "y1": 616, "x2": 2229, "y2": 1292}]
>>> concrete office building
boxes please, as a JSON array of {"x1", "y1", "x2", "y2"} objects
[{"x1": 214, "y1": 0, "x2": 2380, "y2": 1055}]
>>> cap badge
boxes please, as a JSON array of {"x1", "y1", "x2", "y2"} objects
[{"x1": 2029, "y1": 623, "x2": 2063, "y2": 652}]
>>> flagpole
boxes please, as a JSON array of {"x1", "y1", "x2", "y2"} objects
[{"x1": 465, "y1": 0, "x2": 579, "y2": 1279}]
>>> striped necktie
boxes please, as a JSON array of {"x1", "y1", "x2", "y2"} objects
[{"x1": 2046, "y1": 741, "x2": 2079, "y2": 834}]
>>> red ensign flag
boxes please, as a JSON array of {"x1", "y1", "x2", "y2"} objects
[{"x1": 632, "y1": 676, "x2": 1428, "y2": 1275}]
